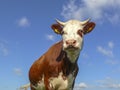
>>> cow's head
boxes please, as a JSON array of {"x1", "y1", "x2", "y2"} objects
[{"x1": 51, "y1": 19, "x2": 95, "y2": 62}]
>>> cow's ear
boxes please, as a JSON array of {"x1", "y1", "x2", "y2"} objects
[
  {"x1": 51, "y1": 24, "x2": 63, "y2": 34},
  {"x1": 83, "y1": 22, "x2": 96, "y2": 34}
]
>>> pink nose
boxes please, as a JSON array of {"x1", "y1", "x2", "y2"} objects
[{"x1": 66, "y1": 39, "x2": 76, "y2": 46}]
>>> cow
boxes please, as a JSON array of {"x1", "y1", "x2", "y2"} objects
[{"x1": 29, "y1": 19, "x2": 96, "y2": 90}]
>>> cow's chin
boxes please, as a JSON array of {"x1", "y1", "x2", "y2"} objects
[{"x1": 63, "y1": 45, "x2": 80, "y2": 63}]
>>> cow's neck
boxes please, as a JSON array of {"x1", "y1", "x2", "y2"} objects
[{"x1": 57, "y1": 50, "x2": 79, "y2": 76}]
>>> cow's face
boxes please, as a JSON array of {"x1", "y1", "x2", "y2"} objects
[{"x1": 52, "y1": 19, "x2": 95, "y2": 51}]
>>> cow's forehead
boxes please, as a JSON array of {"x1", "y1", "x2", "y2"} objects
[{"x1": 63, "y1": 20, "x2": 83, "y2": 31}]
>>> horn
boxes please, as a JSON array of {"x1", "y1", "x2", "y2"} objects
[
  {"x1": 56, "y1": 19, "x2": 66, "y2": 26},
  {"x1": 80, "y1": 18, "x2": 91, "y2": 25}
]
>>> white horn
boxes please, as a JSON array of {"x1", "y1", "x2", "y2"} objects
[
  {"x1": 56, "y1": 19, "x2": 66, "y2": 26},
  {"x1": 80, "y1": 18, "x2": 91, "y2": 25}
]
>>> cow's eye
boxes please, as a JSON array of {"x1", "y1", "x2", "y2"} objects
[
  {"x1": 61, "y1": 31, "x2": 67, "y2": 35},
  {"x1": 61, "y1": 31, "x2": 64, "y2": 35},
  {"x1": 77, "y1": 30, "x2": 83, "y2": 37}
]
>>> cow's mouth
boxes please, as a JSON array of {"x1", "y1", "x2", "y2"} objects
[{"x1": 65, "y1": 45, "x2": 79, "y2": 51}]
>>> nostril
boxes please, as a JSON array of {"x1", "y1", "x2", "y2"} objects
[
  {"x1": 73, "y1": 40, "x2": 76, "y2": 44},
  {"x1": 66, "y1": 41, "x2": 69, "y2": 45}
]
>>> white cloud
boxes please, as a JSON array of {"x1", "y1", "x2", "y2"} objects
[
  {"x1": 74, "y1": 83, "x2": 88, "y2": 90},
  {"x1": 79, "y1": 82, "x2": 88, "y2": 88},
  {"x1": 96, "y1": 41, "x2": 120, "y2": 65},
  {"x1": 75, "y1": 79, "x2": 120, "y2": 89},
  {"x1": 82, "y1": 53, "x2": 89, "y2": 58},
  {"x1": 61, "y1": 0, "x2": 120, "y2": 24},
  {"x1": 97, "y1": 46, "x2": 113, "y2": 57},
  {"x1": 107, "y1": 13, "x2": 120, "y2": 24},
  {"x1": 97, "y1": 41, "x2": 114, "y2": 57},
  {"x1": 107, "y1": 83, "x2": 120, "y2": 88},
  {"x1": 46, "y1": 34, "x2": 55, "y2": 41},
  {"x1": 0, "y1": 41, "x2": 9, "y2": 56},
  {"x1": 17, "y1": 17, "x2": 30, "y2": 27},
  {"x1": 108, "y1": 41, "x2": 114, "y2": 49},
  {"x1": 14, "y1": 68, "x2": 22, "y2": 76},
  {"x1": 106, "y1": 59, "x2": 119, "y2": 65},
  {"x1": 96, "y1": 77, "x2": 120, "y2": 89},
  {"x1": 2, "y1": 48, "x2": 9, "y2": 56}
]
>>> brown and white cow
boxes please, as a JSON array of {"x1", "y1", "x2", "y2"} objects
[{"x1": 29, "y1": 19, "x2": 96, "y2": 90}]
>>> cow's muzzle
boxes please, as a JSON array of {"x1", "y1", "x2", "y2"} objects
[
  {"x1": 64, "y1": 39, "x2": 79, "y2": 50},
  {"x1": 66, "y1": 39, "x2": 76, "y2": 47}
]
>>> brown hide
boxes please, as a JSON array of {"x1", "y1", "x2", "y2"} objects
[{"x1": 29, "y1": 41, "x2": 79, "y2": 90}]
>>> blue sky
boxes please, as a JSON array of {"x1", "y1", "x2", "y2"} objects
[{"x1": 0, "y1": 0, "x2": 120, "y2": 90}]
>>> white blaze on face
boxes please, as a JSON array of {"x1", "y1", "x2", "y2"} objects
[{"x1": 62, "y1": 20, "x2": 84, "y2": 50}]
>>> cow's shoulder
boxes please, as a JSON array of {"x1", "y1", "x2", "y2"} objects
[
  {"x1": 44, "y1": 40, "x2": 63, "y2": 59},
  {"x1": 48, "y1": 40, "x2": 63, "y2": 52}
]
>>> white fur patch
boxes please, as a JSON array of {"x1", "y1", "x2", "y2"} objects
[
  {"x1": 32, "y1": 73, "x2": 75, "y2": 90},
  {"x1": 49, "y1": 72, "x2": 68, "y2": 89},
  {"x1": 32, "y1": 76, "x2": 45, "y2": 90},
  {"x1": 49, "y1": 72, "x2": 75, "y2": 90}
]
